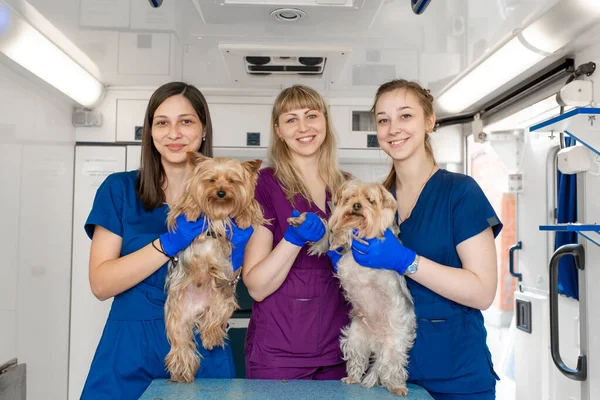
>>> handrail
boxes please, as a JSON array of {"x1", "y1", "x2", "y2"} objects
[
  {"x1": 509, "y1": 241, "x2": 523, "y2": 281},
  {"x1": 549, "y1": 243, "x2": 587, "y2": 381}
]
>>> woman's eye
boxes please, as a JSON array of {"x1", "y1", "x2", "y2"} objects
[
  {"x1": 307, "y1": 114, "x2": 317, "y2": 119},
  {"x1": 287, "y1": 118, "x2": 296, "y2": 123},
  {"x1": 182, "y1": 119, "x2": 193, "y2": 125},
  {"x1": 401, "y1": 114, "x2": 412, "y2": 119},
  {"x1": 155, "y1": 120, "x2": 167, "y2": 126},
  {"x1": 377, "y1": 118, "x2": 388, "y2": 124}
]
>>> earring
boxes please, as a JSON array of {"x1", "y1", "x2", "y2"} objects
[{"x1": 202, "y1": 136, "x2": 206, "y2": 141}]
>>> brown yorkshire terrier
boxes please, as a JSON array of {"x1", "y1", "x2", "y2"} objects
[
  {"x1": 289, "y1": 179, "x2": 416, "y2": 397},
  {"x1": 164, "y1": 152, "x2": 264, "y2": 383}
]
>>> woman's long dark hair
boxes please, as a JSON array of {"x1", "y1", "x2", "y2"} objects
[{"x1": 137, "y1": 82, "x2": 213, "y2": 210}]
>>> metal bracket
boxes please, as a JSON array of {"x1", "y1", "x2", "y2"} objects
[{"x1": 481, "y1": 129, "x2": 525, "y2": 172}]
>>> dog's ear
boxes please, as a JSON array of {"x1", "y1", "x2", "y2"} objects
[
  {"x1": 379, "y1": 184, "x2": 396, "y2": 209},
  {"x1": 243, "y1": 159, "x2": 262, "y2": 175},
  {"x1": 187, "y1": 151, "x2": 209, "y2": 166},
  {"x1": 333, "y1": 181, "x2": 348, "y2": 206}
]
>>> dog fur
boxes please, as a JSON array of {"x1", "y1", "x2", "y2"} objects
[
  {"x1": 164, "y1": 152, "x2": 264, "y2": 383},
  {"x1": 288, "y1": 179, "x2": 416, "y2": 396}
]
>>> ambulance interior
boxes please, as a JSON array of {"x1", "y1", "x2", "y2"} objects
[{"x1": 1, "y1": 0, "x2": 599, "y2": 399}]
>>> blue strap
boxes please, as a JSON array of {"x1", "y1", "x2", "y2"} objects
[{"x1": 555, "y1": 137, "x2": 579, "y2": 300}]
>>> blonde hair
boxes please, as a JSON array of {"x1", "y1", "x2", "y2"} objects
[
  {"x1": 371, "y1": 79, "x2": 437, "y2": 191},
  {"x1": 268, "y1": 85, "x2": 346, "y2": 203}
]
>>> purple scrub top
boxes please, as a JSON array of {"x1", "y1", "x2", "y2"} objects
[{"x1": 244, "y1": 168, "x2": 350, "y2": 368}]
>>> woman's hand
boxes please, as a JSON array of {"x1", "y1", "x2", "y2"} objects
[
  {"x1": 159, "y1": 214, "x2": 208, "y2": 257},
  {"x1": 226, "y1": 220, "x2": 254, "y2": 271},
  {"x1": 327, "y1": 248, "x2": 343, "y2": 272},
  {"x1": 351, "y1": 228, "x2": 416, "y2": 275},
  {"x1": 283, "y1": 210, "x2": 326, "y2": 247}
]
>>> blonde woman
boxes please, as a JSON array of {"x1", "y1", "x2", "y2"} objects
[{"x1": 242, "y1": 85, "x2": 349, "y2": 380}]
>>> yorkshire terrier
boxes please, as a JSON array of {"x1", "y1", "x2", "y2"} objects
[
  {"x1": 288, "y1": 179, "x2": 416, "y2": 396},
  {"x1": 164, "y1": 152, "x2": 264, "y2": 383}
]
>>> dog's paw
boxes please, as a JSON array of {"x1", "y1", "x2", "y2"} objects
[
  {"x1": 350, "y1": 233, "x2": 368, "y2": 245},
  {"x1": 287, "y1": 213, "x2": 307, "y2": 227},
  {"x1": 387, "y1": 386, "x2": 409, "y2": 397},
  {"x1": 360, "y1": 371, "x2": 379, "y2": 388},
  {"x1": 341, "y1": 376, "x2": 360, "y2": 385}
]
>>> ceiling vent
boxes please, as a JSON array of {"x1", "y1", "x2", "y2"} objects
[
  {"x1": 245, "y1": 56, "x2": 325, "y2": 76},
  {"x1": 219, "y1": 44, "x2": 351, "y2": 85}
]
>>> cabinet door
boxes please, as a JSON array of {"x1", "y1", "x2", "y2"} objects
[{"x1": 69, "y1": 145, "x2": 126, "y2": 400}]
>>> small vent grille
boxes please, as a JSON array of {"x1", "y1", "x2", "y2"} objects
[
  {"x1": 367, "y1": 134, "x2": 379, "y2": 148},
  {"x1": 247, "y1": 132, "x2": 260, "y2": 146}
]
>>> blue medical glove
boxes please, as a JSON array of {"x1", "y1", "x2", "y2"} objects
[
  {"x1": 351, "y1": 228, "x2": 417, "y2": 275},
  {"x1": 159, "y1": 214, "x2": 209, "y2": 257},
  {"x1": 284, "y1": 210, "x2": 326, "y2": 247},
  {"x1": 226, "y1": 220, "x2": 254, "y2": 272},
  {"x1": 327, "y1": 247, "x2": 343, "y2": 272}
]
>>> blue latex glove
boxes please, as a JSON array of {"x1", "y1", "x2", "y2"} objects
[
  {"x1": 351, "y1": 228, "x2": 417, "y2": 275},
  {"x1": 159, "y1": 214, "x2": 209, "y2": 257},
  {"x1": 226, "y1": 220, "x2": 254, "y2": 272},
  {"x1": 327, "y1": 247, "x2": 343, "y2": 272},
  {"x1": 284, "y1": 210, "x2": 326, "y2": 247}
]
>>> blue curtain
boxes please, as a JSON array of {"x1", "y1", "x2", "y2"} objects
[{"x1": 555, "y1": 136, "x2": 579, "y2": 300}]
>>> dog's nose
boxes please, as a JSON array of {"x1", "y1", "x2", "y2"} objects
[
  {"x1": 353, "y1": 202, "x2": 362, "y2": 211},
  {"x1": 217, "y1": 190, "x2": 226, "y2": 198}
]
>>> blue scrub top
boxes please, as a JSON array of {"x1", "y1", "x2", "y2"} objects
[
  {"x1": 393, "y1": 169, "x2": 502, "y2": 397},
  {"x1": 81, "y1": 170, "x2": 235, "y2": 400}
]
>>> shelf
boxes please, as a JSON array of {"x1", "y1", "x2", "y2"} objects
[
  {"x1": 540, "y1": 224, "x2": 600, "y2": 247},
  {"x1": 530, "y1": 107, "x2": 600, "y2": 157}
]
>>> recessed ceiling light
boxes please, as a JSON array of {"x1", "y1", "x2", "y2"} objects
[{"x1": 271, "y1": 8, "x2": 306, "y2": 22}]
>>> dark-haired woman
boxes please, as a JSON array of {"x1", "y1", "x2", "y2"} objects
[{"x1": 81, "y1": 82, "x2": 251, "y2": 399}]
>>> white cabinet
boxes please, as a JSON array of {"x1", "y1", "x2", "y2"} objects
[
  {"x1": 116, "y1": 99, "x2": 147, "y2": 142},
  {"x1": 330, "y1": 105, "x2": 378, "y2": 149},
  {"x1": 210, "y1": 103, "x2": 271, "y2": 148}
]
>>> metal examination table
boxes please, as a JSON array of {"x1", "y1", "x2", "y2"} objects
[{"x1": 139, "y1": 378, "x2": 434, "y2": 399}]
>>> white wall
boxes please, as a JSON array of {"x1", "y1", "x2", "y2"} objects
[{"x1": 0, "y1": 61, "x2": 75, "y2": 399}]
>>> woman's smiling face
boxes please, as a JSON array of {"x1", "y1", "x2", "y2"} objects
[
  {"x1": 151, "y1": 94, "x2": 203, "y2": 166},
  {"x1": 276, "y1": 107, "x2": 327, "y2": 159},
  {"x1": 375, "y1": 88, "x2": 435, "y2": 162}
]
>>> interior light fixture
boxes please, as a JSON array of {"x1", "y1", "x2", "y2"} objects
[
  {"x1": 436, "y1": 0, "x2": 600, "y2": 115},
  {"x1": 271, "y1": 8, "x2": 306, "y2": 22},
  {"x1": 0, "y1": 2, "x2": 104, "y2": 108}
]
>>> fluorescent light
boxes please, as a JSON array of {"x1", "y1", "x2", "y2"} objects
[
  {"x1": 521, "y1": 0, "x2": 600, "y2": 54},
  {"x1": 0, "y1": 2, "x2": 104, "y2": 108},
  {"x1": 436, "y1": 0, "x2": 600, "y2": 115},
  {"x1": 437, "y1": 36, "x2": 544, "y2": 114}
]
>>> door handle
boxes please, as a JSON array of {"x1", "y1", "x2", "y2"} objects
[
  {"x1": 549, "y1": 243, "x2": 587, "y2": 381},
  {"x1": 509, "y1": 241, "x2": 523, "y2": 281}
]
